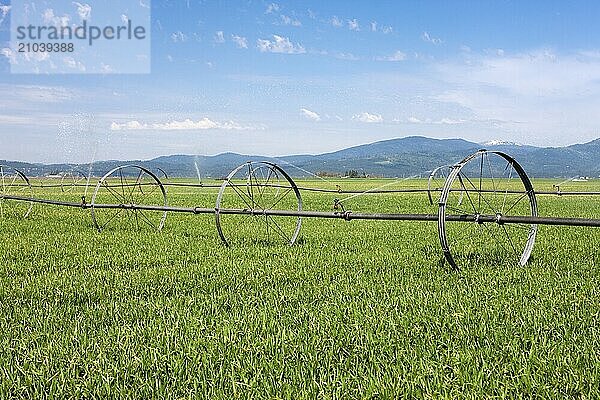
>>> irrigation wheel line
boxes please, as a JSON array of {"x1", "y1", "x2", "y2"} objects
[
  {"x1": 90, "y1": 165, "x2": 168, "y2": 232},
  {"x1": 215, "y1": 161, "x2": 303, "y2": 247},
  {"x1": 0, "y1": 165, "x2": 34, "y2": 220},
  {"x1": 3, "y1": 153, "x2": 600, "y2": 268},
  {"x1": 438, "y1": 150, "x2": 538, "y2": 269}
]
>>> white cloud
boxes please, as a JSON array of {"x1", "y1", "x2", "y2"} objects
[
  {"x1": 429, "y1": 48, "x2": 600, "y2": 144},
  {"x1": 335, "y1": 52, "x2": 359, "y2": 61},
  {"x1": 17, "y1": 49, "x2": 50, "y2": 67},
  {"x1": 214, "y1": 31, "x2": 225, "y2": 43},
  {"x1": 0, "y1": 84, "x2": 75, "y2": 105},
  {"x1": 0, "y1": 85, "x2": 75, "y2": 103},
  {"x1": 422, "y1": 32, "x2": 442, "y2": 45},
  {"x1": 121, "y1": 14, "x2": 129, "y2": 23},
  {"x1": 376, "y1": 50, "x2": 406, "y2": 62},
  {"x1": 401, "y1": 116, "x2": 467, "y2": 125},
  {"x1": 0, "y1": 4, "x2": 11, "y2": 25},
  {"x1": 266, "y1": 3, "x2": 280, "y2": 14},
  {"x1": 330, "y1": 16, "x2": 343, "y2": 27},
  {"x1": 1, "y1": 47, "x2": 16, "y2": 65},
  {"x1": 139, "y1": 0, "x2": 150, "y2": 9},
  {"x1": 370, "y1": 21, "x2": 377, "y2": 32},
  {"x1": 166, "y1": 54, "x2": 173, "y2": 62},
  {"x1": 63, "y1": 56, "x2": 86, "y2": 72},
  {"x1": 300, "y1": 108, "x2": 321, "y2": 121},
  {"x1": 231, "y1": 34, "x2": 248, "y2": 49},
  {"x1": 171, "y1": 31, "x2": 187, "y2": 42},
  {"x1": 578, "y1": 50, "x2": 600, "y2": 59},
  {"x1": 110, "y1": 118, "x2": 261, "y2": 131},
  {"x1": 348, "y1": 19, "x2": 360, "y2": 31},
  {"x1": 100, "y1": 63, "x2": 113, "y2": 73},
  {"x1": 42, "y1": 8, "x2": 70, "y2": 27},
  {"x1": 111, "y1": 121, "x2": 143, "y2": 130},
  {"x1": 352, "y1": 112, "x2": 383, "y2": 123},
  {"x1": 257, "y1": 35, "x2": 306, "y2": 54},
  {"x1": 72, "y1": 2, "x2": 91, "y2": 20},
  {"x1": 437, "y1": 118, "x2": 466, "y2": 125},
  {"x1": 42, "y1": 8, "x2": 54, "y2": 23},
  {"x1": 438, "y1": 49, "x2": 600, "y2": 97},
  {"x1": 382, "y1": 26, "x2": 393, "y2": 34},
  {"x1": 280, "y1": 14, "x2": 301, "y2": 26},
  {"x1": 0, "y1": 114, "x2": 35, "y2": 125}
]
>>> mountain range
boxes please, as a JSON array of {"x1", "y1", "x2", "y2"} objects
[{"x1": 2, "y1": 136, "x2": 600, "y2": 179}]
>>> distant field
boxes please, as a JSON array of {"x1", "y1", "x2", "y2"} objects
[{"x1": 1, "y1": 177, "x2": 599, "y2": 398}]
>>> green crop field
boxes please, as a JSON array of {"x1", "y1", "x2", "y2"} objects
[{"x1": 1, "y1": 177, "x2": 600, "y2": 398}]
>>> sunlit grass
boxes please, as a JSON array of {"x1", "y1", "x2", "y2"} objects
[{"x1": 0, "y1": 178, "x2": 599, "y2": 398}]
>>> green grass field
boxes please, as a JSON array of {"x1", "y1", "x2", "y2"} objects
[{"x1": 1, "y1": 177, "x2": 600, "y2": 398}]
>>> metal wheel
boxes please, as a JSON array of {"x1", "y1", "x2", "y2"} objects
[
  {"x1": 427, "y1": 165, "x2": 452, "y2": 205},
  {"x1": 91, "y1": 165, "x2": 167, "y2": 232},
  {"x1": 0, "y1": 165, "x2": 33, "y2": 220},
  {"x1": 215, "y1": 161, "x2": 302, "y2": 246},
  {"x1": 61, "y1": 170, "x2": 88, "y2": 193},
  {"x1": 438, "y1": 150, "x2": 538, "y2": 269}
]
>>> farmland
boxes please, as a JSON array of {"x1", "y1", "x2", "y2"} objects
[{"x1": 1, "y1": 178, "x2": 599, "y2": 398}]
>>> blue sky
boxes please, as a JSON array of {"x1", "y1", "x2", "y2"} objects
[{"x1": 1, "y1": 0, "x2": 600, "y2": 163}]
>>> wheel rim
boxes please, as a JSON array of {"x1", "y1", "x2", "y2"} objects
[
  {"x1": 427, "y1": 165, "x2": 451, "y2": 206},
  {"x1": 438, "y1": 150, "x2": 538, "y2": 269},
  {"x1": 0, "y1": 165, "x2": 33, "y2": 221},
  {"x1": 215, "y1": 161, "x2": 302, "y2": 246},
  {"x1": 91, "y1": 165, "x2": 168, "y2": 232}
]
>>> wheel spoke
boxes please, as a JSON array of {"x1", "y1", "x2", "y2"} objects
[
  {"x1": 267, "y1": 215, "x2": 292, "y2": 243},
  {"x1": 227, "y1": 181, "x2": 254, "y2": 210},
  {"x1": 446, "y1": 205, "x2": 474, "y2": 216},
  {"x1": 267, "y1": 187, "x2": 294, "y2": 210},
  {"x1": 130, "y1": 169, "x2": 144, "y2": 200},
  {"x1": 101, "y1": 207, "x2": 125, "y2": 230},
  {"x1": 119, "y1": 169, "x2": 127, "y2": 202},
  {"x1": 133, "y1": 209, "x2": 140, "y2": 230},
  {"x1": 457, "y1": 174, "x2": 478, "y2": 214},
  {"x1": 137, "y1": 208, "x2": 158, "y2": 230},
  {"x1": 103, "y1": 181, "x2": 126, "y2": 203},
  {"x1": 255, "y1": 167, "x2": 275, "y2": 208},
  {"x1": 504, "y1": 191, "x2": 530, "y2": 215},
  {"x1": 479, "y1": 153, "x2": 484, "y2": 210},
  {"x1": 500, "y1": 225, "x2": 519, "y2": 257},
  {"x1": 140, "y1": 180, "x2": 161, "y2": 200},
  {"x1": 485, "y1": 153, "x2": 499, "y2": 213},
  {"x1": 501, "y1": 162, "x2": 514, "y2": 214},
  {"x1": 460, "y1": 171, "x2": 496, "y2": 214},
  {"x1": 480, "y1": 222, "x2": 510, "y2": 256}
]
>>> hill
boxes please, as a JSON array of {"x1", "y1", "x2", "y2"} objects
[{"x1": 2, "y1": 136, "x2": 600, "y2": 178}]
